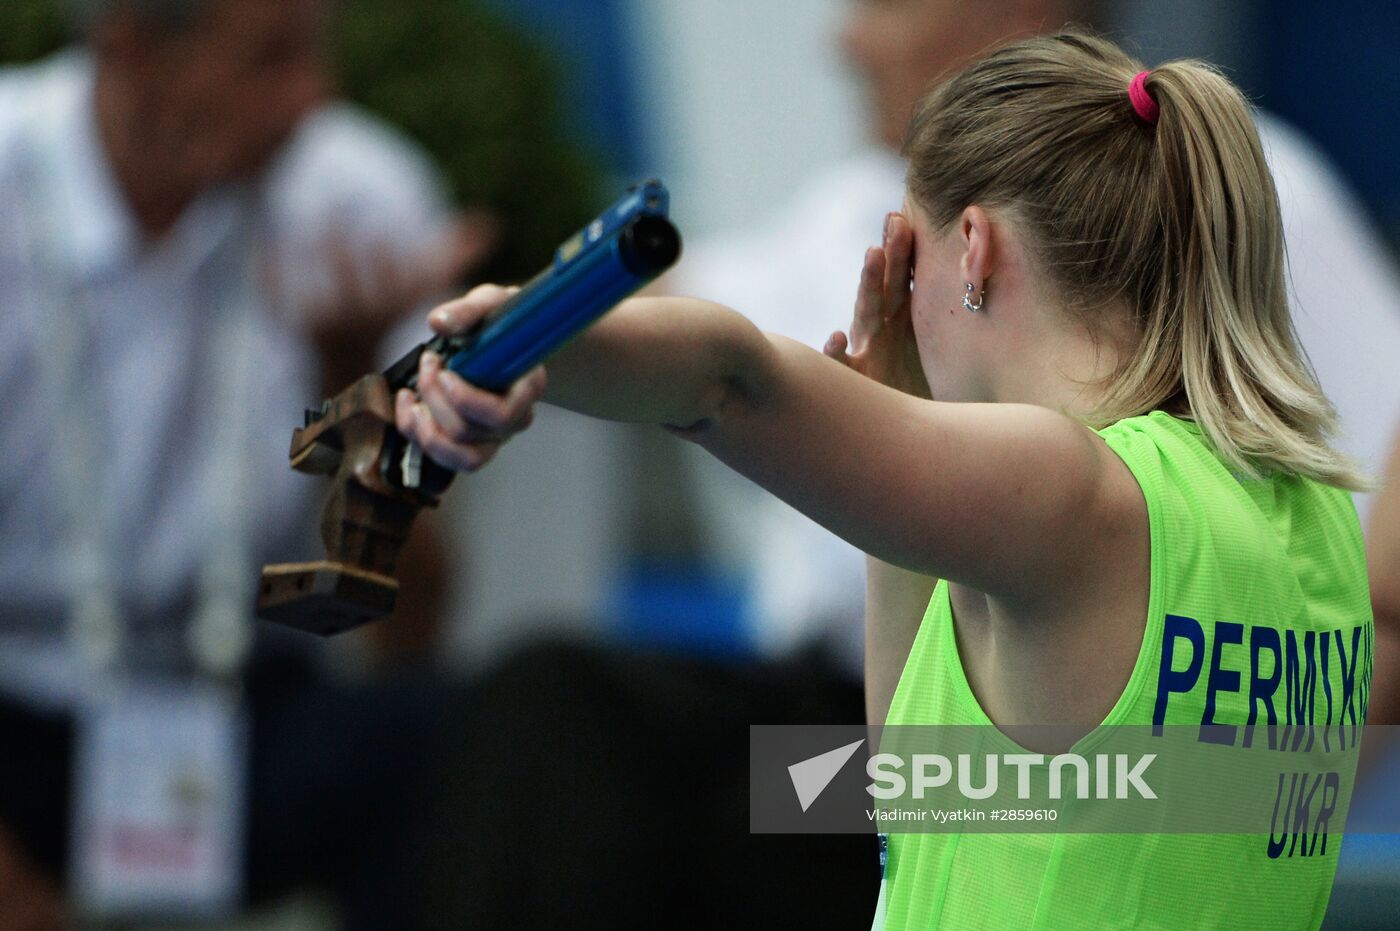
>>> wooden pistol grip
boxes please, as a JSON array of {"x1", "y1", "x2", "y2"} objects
[{"x1": 258, "y1": 373, "x2": 449, "y2": 634}]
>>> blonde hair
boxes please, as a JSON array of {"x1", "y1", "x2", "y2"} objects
[{"x1": 904, "y1": 31, "x2": 1366, "y2": 490}]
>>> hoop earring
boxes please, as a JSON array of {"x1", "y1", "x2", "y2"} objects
[{"x1": 962, "y1": 282, "x2": 984, "y2": 313}]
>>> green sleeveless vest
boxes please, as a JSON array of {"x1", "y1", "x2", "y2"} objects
[{"x1": 875, "y1": 412, "x2": 1373, "y2": 929}]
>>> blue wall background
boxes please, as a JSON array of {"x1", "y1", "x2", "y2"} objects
[
  {"x1": 480, "y1": 0, "x2": 1400, "y2": 249},
  {"x1": 476, "y1": 0, "x2": 648, "y2": 176},
  {"x1": 1244, "y1": 0, "x2": 1400, "y2": 242}
]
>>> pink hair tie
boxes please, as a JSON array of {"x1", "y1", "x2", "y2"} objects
[{"x1": 1129, "y1": 70, "x2": 1159, "y2": 125}]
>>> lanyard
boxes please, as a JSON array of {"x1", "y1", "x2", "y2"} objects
[
  {"x1": 188, "y1": 217, "x2": 258, "y2": 679},
  {"x1": 16, "y1": 76, "x2": 256, "y2": 685}
]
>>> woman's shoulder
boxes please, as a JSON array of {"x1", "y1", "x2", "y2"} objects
[{"x1": 1098, "y1": 409, "x2": 1363, "y2": 558}]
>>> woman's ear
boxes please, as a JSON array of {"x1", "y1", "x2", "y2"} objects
[{"x1": 957, "y1": 206, "x2": 993, "y2": 292}]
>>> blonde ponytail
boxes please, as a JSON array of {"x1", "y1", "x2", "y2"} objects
[{"x1": 904, "y1": 31, "x2": 1366, "y2": 490}]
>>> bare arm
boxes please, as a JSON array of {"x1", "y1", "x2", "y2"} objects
[
  {"x1": 543, "y1": 294, "x2": 766, "y2": 430},
  {"x1": 405, "y1": 282, "x2": 1132, "y2": 610},
  {"x1": 830, "y1": 217, "x2": 939, "y2": 729}
]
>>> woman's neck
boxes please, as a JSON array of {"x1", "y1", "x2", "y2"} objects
[{"x1": 987, "y1": 304, "x2": 1135, "y2": 421}]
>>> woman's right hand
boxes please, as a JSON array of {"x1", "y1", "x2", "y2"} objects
[
  {"x1": 823, "y1": 212, "x2": 931, "y2": 399},
  {"x1": 393, "y1": 284, "x2": 548, "y2": 473}
]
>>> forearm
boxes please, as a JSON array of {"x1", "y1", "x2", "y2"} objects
[
  {"x1": 544, "y1": 296, "x2": 772, "y2": 429},
  {"x1": 866, "y1": 556, "x2": 937, "y2": 730}
]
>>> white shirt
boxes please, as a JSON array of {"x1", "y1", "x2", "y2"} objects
[
  {"x1": 676, "y1": 121, "x2": 1400, "y2": 669},
  {"x1": 0, "y1": 51, "x2": 454, "y2": 706},
  {"x1": 675, "y1": 148, "x2": 902, "y2": 664}
]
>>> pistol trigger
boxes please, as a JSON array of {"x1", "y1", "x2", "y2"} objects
[{"x1": 401, "y1": 440, "x2": 423, "y2": 490}]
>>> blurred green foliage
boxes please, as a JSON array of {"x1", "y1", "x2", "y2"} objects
[
  {"x1": 0, "y1": 0, "x2": 603, "y2": 281},
  {"x1": 0, "y1": 0, "x2": 71, "y2": 62},
  {"x1": 333, "y1": 0, "x2": 602, "y2": 281}
]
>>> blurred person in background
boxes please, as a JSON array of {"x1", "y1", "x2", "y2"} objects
[
  {"x1": 0, "y1": 0, "x2": 492, "y2": 925},
  {"x1": 1331, "y1": 432, "x2": 1400, "y2": 929},
  {"x1": 1371, "y1": 437, "x2": 1400, "y2": 725}
]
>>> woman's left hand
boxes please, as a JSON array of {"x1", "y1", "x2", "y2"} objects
[{"x1": 823, "y1": 211, "x2": 931, "y2": 399}]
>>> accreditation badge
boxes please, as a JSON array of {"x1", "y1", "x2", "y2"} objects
[{"x1": 71, "y1": 678, "x2": 248, "y2": 920}]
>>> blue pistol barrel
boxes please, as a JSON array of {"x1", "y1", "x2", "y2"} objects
[
  {"x1": 449, "y1": 187, "x2": 681, "y2": 390},
  {"x1": 378, "y1": 180, "x2": 681, "y2": 493},
  {"x1": 385, "y1": 179, "x2": 681, "y2": 395}
]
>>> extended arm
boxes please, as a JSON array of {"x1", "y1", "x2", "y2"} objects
[
  {"x1": 402, "y1": 283, "x2": 1135, "y2": 608},
  {"x1": 544, "y1": 295, "x2": 767, "y2": 430}
]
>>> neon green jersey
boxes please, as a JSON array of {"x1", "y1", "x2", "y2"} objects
[{"x1": 875, "y1": 412, "x2": 1373, "y2": 930}]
